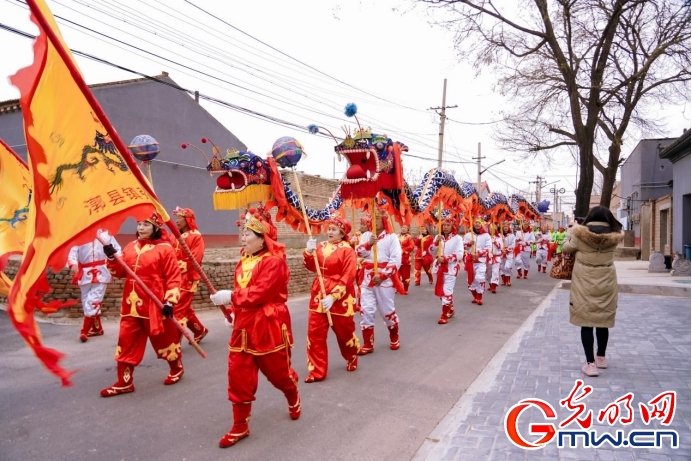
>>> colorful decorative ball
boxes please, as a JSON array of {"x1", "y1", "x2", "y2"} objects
[
  {"x1": 271, "y1": 136, "x2": 305, "y2": 168},
  {"x1": 128, "y1": 134, "x2": 160, "y2": 162}
]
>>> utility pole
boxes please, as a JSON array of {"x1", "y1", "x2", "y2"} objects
[
  {"x1": 535, "y1": 175, "x2": 544, "y2": 202},
  {"x1": 473, "y1": 142, "x2": 485, "y2": 193},
  {"x1": 550, "y1": 184, "x2": 566, "y2": 229},
  {"x1": 429, "y1": 78, "x2": 458, "y2": 170}
]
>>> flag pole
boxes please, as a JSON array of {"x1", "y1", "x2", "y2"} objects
[{"x1": 96, "y1": 234, "x2": 206, "y2": 358}]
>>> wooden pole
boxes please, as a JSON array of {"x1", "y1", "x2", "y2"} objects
[
  {"x1": 291, "y1": 168, "x2": 333, "y2": 326},
  {"x1": 371, "y1": 197, "x2": 379, "y2": 276},
  {"x1": 96, "y1": 233, "x2": 206, "y2": 358}
]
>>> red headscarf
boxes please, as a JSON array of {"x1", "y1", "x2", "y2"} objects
[
  {"x1": 173, "y1": 207, "x2": 198, "y2": 231},
  {"x1": 442, "y1": 215, "x2": 458, "y2": 234},
  {"x1": 141, "y1": 210, "x2": 169, "y2": 243},
  {"x1": 327, "y1": 215, "x2": 351, "y2": 241},
  {"x1": 244, "y1": 206, "x2": 285, "y2": 258},
  {"x1": 359, "y1": 213, "x2": 372, "y2": 231}
]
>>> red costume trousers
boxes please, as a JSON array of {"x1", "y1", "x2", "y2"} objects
[
  {"x1": 399, "y1": 263, "x2": 412, "y2": 292},
  {"x1": 115, "y1": 316, "x2": 182, "y2": 366},
  {"x1": 306, "y1": 311, "x2": 359, "y2": 380},
  {"x1": 228, "y1": 348, "x2": 299, "y2": 404},
  {"x1": 174, "y1": 290, "x2": 205, "y2": 335},
  {"x1": 414, "y1": 259, "x2": 433, "y2": 284}
]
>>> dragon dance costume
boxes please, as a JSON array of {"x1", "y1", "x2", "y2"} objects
[
  {"x1": 499, "y1": 223, "x2": 516, "y2": 286},
  {"x1": 303, "y1": 215, "x2": 359, "y2": 382},
  {"x1": 429, "y1": 217, "x2": 463, "y2": 324},
  {"x1": 67, "y1": 230, "x2": 120, "y2": 342},
  {"x1": 515, "y1": 223, "x2": 535, "y2": 279},
  {"x1": 535, "y1": 227, "x2": 553, "y2": 273},
  {"x1": 464, "y1": 219, "x2": 492, "y2": 305},
  {"x1": 170, "y1": 207, "x2": 208, "y2": 343},
  {"x1": 488, "y1": 225, "x2": 503, "y2": 293},
  {"x1": 398, "y1": 226, "x2": 415, "y2": 294},
  {"x1": 355, "y1": 210, "x2": 403, "y2": 354},
  {"x1": 101, "y1": 212, "x2": 184, "y2": 397},
  {"x1": 212, "y1": 208, "x2": 300, "y2": 448}
]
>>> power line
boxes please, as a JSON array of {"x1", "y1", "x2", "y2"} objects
[{"x1": 182, "y1": 0, "x2": 427, "y2": 113}]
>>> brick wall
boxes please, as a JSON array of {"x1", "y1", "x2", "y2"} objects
[{"x1": 0, "y1": 253, "x2": 315, "y2": 319}]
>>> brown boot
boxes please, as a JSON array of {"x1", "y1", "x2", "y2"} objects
[
  {"x1": 100, "y1": 362, "x2": 135, "y2": 397},
  {"x1": 219, "y1": 403, "x2": 251, "y2": 448},
  {"x1": 388, "y1": 325, "x2": 400, "y2": 350},
  {"x1": 358, "y1": 327, "x2": 374, "y2": 355},
  {"x1": 87, "y1": 314, "x2": 104, "y2": 337},
  {"x1": 542, "y1": 266, "x2": 547, "y2": 273},
  {"x1": 164, "y1": 358, "x2": 184, "y2": 385},
  {"x1": 507, "y1": 275, "x2": 512, "y2": 287},
  {"x1": 79, "y1": 317, "x2": 94, "y2": 342}
]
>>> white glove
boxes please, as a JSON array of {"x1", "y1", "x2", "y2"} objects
[
  {"x1": 224, "y1": 313, "x2": 235, "y2": 329},
  {"x1": 422, "y1": 251, "x2": 427, "y2": 257},
  {"x1": 320, "y1": 296, "x2": 334, "y2": 311},
  {"x1": 306, "y1": 238, "x2": 317, "y2": 251},
  {"x1": 210, "y1": 290, "x2": 232, "y2": 306},
  {"x1": 434, "y1": 235, "x2": 441, "y2": 243}
]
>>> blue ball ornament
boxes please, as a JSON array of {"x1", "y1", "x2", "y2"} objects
[
  {"x1": 271, "y1": 136, "x2": 305, "y2": 168},
  {"x1": 128, "y1": 134, "x2": 160, "y2": 162}
]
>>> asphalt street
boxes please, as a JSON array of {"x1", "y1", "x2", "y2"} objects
[{"x1": 0, "y1": 266, "x2": 558, "y2": 461}]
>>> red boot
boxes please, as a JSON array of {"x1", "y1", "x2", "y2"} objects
[
  {"x1": 477, "y1": 292, "x2": 484, "y2": 306},
  {"x1": 164, "y1": 358, "x2": 184, "y2": 385},
  {"x1": 542, "y1": 266, "x2": 547, "y2": 273},
  {"x1": 357, "y1": 327, "x2": 374, "y2": 355},
  {"x1": 219, "y1": 403, "x2": 251, "y2": 448},
  {"x1": 470, "y1": 290, "x2": 478, "y2": 304},
  {"x1": 288, "y1": 392, "x2": 301, "y2": 420},
  {"x1": 79, "y1": 316, "x2": 94, "y2": 343},
  {"x1": 100, "y1": 362, "x2": 135, "y2": 397},
  {"x1": 187, "y1": 314, "x2": 208, "y2": 344},
  {"x1": 438, "y1": 304, "x2": 451, "y2": 324},
  {"x1": 346, "y1": 355, "x2": 358, "y2": 372},
  {"x1": 490, "y1": 283, "x2": 497, "y2": 293},
  {"x1": 523, "y1": 269, "x2": 528, "y2": 279},
  {"x1": 500, "y1": 275, "x2": 506, "y2": 286},
  {"x1": 517, "y1": 269, "x2": 522, "y2": 279},
  {"x1": 87, "y1": 314, "x2": 104, "y2": 337},
  {"x1": 507, "y1": 275, "x2": 512, "y2": 287},
  {"x1": 388, "y1": 325, "x2": 400, "y2": 350}
]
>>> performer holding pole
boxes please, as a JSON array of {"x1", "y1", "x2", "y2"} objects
[
  {"x1": 464, "y1": 218, "x2": 492, "y2": 305},
  {"x1": 488, "y1": 224, "x2": 503, "y2": 293},
  {"x1": 500, "y1": 221, "x2": 516, "y2": 286},
  {"x1": 398, "y1": 225, "x2": 415, "y2": 294},
  {"x1": 99, "y1": 212, "x2": 197, "y2": 398},
  {"x1": 414, "y1": 225, "x2": 434, "y2": 286},
  {"x1": 303, "y1": 215, "x2": 359, "y2": 382},
  {"x1": 429, "y1": 214, "x2": 463, "y2": 324},
  {"x1": 356, "y1": 208, "x2": 404, "y2": 354},
  {"x1": 515, "y1": 221, "x2": 535, "y2": 279}
]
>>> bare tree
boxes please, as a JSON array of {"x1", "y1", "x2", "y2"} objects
[{"x1": 418, "y1": 0, "x2": 690, "y2": 215}]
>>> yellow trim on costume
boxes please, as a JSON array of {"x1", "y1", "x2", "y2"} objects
[
  {"x1": 178, "y1": 260, "x2": 188, "y2": 274},
  {"x1": 237, "y1": 252, "x2": 268, "y2": 288},
  {"x1": 164, "y1": 287, "x2": 181, "y2": 304}
]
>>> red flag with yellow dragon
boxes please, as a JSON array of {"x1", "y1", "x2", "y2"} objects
[{"x1": 8, "y1": 0, "x2": 170, "y2": 385}]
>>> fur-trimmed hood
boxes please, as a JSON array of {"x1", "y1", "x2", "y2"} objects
[{"x1": 571, "y1": 223, "x2": 623, "y2": 250}]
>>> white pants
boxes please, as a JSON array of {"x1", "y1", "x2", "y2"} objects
[
  {"x1": 516, "y1": 251, "x2": 531, "y2": 271},
  {"x1": 79, "y1": 283, "x2": 107, "y2": 317},
  {"x1": 536, "y1": 249, "x2": 549, "y2": 267},
  {"x1": 489, "y1": 262, "x2": 500, "y2": 285},
  {"x1": 439, "y1": 273, "x2": 457, "y2": 306},
  {"x1": 360, "y1": 285, "x2": 398, "y2": 329},
  {"x1": 469, "y1": 262, "x2": 487, "y2": 294},
  {"x1": 500, "y1": 256, "x2": 514, "y2": 276}
]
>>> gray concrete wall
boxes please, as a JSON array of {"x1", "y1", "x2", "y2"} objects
[{"x1": 619, "y1": 138, "x2": 676, "y2": 241}]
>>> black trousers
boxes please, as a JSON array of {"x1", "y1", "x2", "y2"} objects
[{"x1": 581, "y1": 327, "x2": 609, "y2": 363}]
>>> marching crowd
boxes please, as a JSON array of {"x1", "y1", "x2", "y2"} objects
[{"x1": 67, "y1": 203, "x2": 617, "y2": 449}]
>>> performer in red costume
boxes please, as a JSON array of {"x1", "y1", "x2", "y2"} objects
[
  {"x1": 170, "y1": 207, "x2": 209, "y2": 343},
  {"x1": 303, "y1": 215, "x2": 359, "y2": 382},
  {"x1": 414, "y1": 225, "x2": 434, "y2": 286},
  {"x1": 210, "y1": 207, "x2": 300, "y2": 448},
  {"x1": 100, "y1": 211, "x2": 184, "y2": 397},
  {"x1": 398, "y1": 225, "x2": 415, "y2": 294}
]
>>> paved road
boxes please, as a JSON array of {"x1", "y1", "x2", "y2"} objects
[
  {"x1": 0, "y1": 268, "x2": 558, "y2": 461},
  {"x1": 415, "y1": 290, "x2": 691, "y2": 461}
]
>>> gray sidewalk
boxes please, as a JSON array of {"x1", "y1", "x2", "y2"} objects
[{"x1": 414, "y1": 288, "x2": 691, "y2": 461}]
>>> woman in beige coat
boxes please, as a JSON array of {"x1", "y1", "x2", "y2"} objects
[{"x1": 562, "y1": 206, "x2": 624, "y2": 377}]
